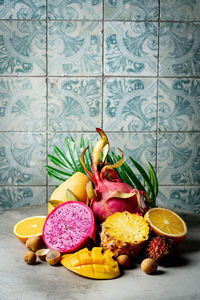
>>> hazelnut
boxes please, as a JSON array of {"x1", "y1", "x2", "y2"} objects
[
  {"x1": 141, "y1": 258, "x2": 158, "y2": 274},
  {"x1": 46, "y1": 250, "x2": 61, "y2": 266},
  {"x1": 26, "y1": 236, "x2": 43, "y2": 252},
  {"x1": 24, "y1": 251, "x2": 37, "y2": 265},
  {"x1": 36, "y1": 248, "x2": 49, "y2": 260},
  {"x1": 117, "y1": 255, "x2": 132, "y2": 268}
]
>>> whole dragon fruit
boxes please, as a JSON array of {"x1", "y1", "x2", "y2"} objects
[
  {"x1": 81, "y1": 128, "x2": 148, "y2": 222},
  {"x1": 43, "y1": 201, "x2": 96, "y2": 253}
]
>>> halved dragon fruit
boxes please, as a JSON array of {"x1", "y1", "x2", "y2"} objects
[{"x1": 42, "y1": 201, "x2": 96, "y2": 253}]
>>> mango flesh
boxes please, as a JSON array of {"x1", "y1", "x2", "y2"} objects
[
  {"x1": 48, "y1": 172, "x2": 90, "y2": 214},
  {"x1": 61, "y1": 247, "x2": 120, "y2": 279}
]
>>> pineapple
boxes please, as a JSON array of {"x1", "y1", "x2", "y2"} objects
[{"x1": 100, "y1": 211, "x2": 150, "y2": 257}]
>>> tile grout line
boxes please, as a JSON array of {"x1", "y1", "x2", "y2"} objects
[
  {"x1": 101, "y1": 2, "x2": 104, "y2": 130},
  {"x1": 1, "y1": 130, "x2": 200, "y2": 133},
  {"x1": 45, "y1": 0, "x2": 48, "y2": 203},
  {"x1": 156, "y1": 0, "x2": 161, "y2": 178},
  {"x1": 1, "y1": 75, "x2": 200, "y2": 78},
  {"x1": 1, "y1": 18, "x2": 200, "y2": 23}
]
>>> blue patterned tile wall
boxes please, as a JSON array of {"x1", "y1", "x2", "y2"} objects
[
  {"x1": 48, "y1": 77, "x2": 102, "y2": 130},
  {"x1": 0, "y1": 0, "x2": 199, "y2": 213},
  {"x1": 0, "y1": 20, "x2": 46, "y2": 75},
  {"x1": 104, "y1": 22, "x2": 158, "y2": 75},
  {"x1": 48, "y1": 21, "x2": 102, "y2": 75},
  {"x1": 104, "y1": 78, "x2": 157, "y2": 131}
]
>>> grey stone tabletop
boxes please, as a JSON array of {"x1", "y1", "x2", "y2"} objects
[{"x1": 0, "y1": 205, "x2": 199, "y2": 300}]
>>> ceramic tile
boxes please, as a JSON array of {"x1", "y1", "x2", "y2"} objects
[
  {"x1": 107, "y1": 132, "x2": 156, "y2": 167},
  {"x1": 0, "y1": 78, "x2": 46, "y2": 131},
  {"x1": 0, "y1": 21, "x2": 46, "y2": 75},
  {"x1": 48, "y1": 0, "x2": 102, "y2": 20},
  {"x1": 0, "y1": 186, "x2": 46, "y2": 210},
  {"x1": 48, "y1": 78, "x2": 102, "y2": 131},
  {"x1": 104, "y1": 22, "x2": 158, "y2": 75},
  {"x1": 104, "y1": 0, "x2": 158, "y2": 21},
  {"x1": 159, "y1": 22, "x2": 200, "y2": 76},
  {"x1": 0, "y1": 0, "x2": 46, "y2": 19},
  {"x1": 157, "y1": 186, "x2": 200, "y2": 214},
  {"x1": 0, "y1": 132, "x2": 46, "y2": 185},
  {"x1": 48, "y1": 21, "x2": 102, "y2": 75},
  {"x1": 160, "y1": 0, "x2": 200, "y2": 21},
  {"x1": 158, "y1": 133, "x2": 200, "y2": 185},
  {"x1": 104, "y1": 77, "x2": 157, "y2": 131},
  {"x1": 158, "y1": 78, "x2": 200, "y2": 131}
]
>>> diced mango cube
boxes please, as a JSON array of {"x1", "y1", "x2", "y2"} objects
[
  {"x1": 91, "y1": 247, "x2": 104, "y2": 264},
  {"x1": 61, "y1": 247, "x2": 120, "y2": 279}
]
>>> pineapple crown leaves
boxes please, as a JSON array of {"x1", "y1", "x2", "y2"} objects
[{"x1": 46, "y1": 135, "x2": 158, "y2": 207}]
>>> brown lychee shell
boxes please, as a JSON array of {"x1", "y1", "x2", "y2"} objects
[
  {"x1": 26, "y1": 236, "x2": 43, "y2": 252},
  {"x1": 141, "y1": 258, "x2": 158, "y2": 274},
  {"x1": 117, "y1": 255, "x2": 132, "y2": 268},
  {"x1": 36, "y1": 248, "x2": 49, "y2": 260},
  {"x1": 46, "y1": 250, "x2": 61, "y2": 265},
  {"x1": 24, "y1": 251, "x2": 37, "y2": 265}
]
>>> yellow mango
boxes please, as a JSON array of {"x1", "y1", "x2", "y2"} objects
[
  {"x1": 61, "y1": 247, "x2": 120, "y2": 279},
  {"x1": 48, "y1": 172, "x2": 91, "y2": 213},
  {"x1": 91, "y1": 247, "x2": 104, "y2": 264}
]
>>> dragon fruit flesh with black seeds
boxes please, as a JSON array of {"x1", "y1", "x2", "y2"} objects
[{"x1": 42, "y1": 201, "x2": 97, "y2": 253}]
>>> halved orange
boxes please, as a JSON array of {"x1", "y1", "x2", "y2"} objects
[
  {"x1": 144, "y1": 207, "x2": 187, "y2": 245},
  {"x1": 13, "y1": 216, "x2": 46, "y2": 243}
]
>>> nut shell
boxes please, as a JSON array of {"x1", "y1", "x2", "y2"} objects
[
  {"x1": 26, "y1": 236, "x2": 43, "y2": 252},
  {"x1": 46, "y1": 250, "x2": 61, "y2": 266},
  {"x1": 141, "y1": 258, "x2": 158, "y2": 274},
  {"x1": 24, "y1": 251, "x2": 37, "y2": 265}
]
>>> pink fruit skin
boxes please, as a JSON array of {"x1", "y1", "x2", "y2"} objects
[
  {"x1": 90, "y1": 178, "x2": 146, "y2": 222},
  {"x1": 81, "y1": 128, "x2": 147, "y2": 222},
  {"x1": 43, "y1": 201, "x2": 96, "y2": 253}
]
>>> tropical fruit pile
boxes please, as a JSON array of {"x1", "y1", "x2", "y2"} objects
[{"x1": 13, "y1": 129, "x2": 187, "y2": 279}]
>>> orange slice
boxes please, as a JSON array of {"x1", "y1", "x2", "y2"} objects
[
  {"x1": 144, "y1": 207, "x2": 187, "y2": 245},
  {"x1": 13, "y1": 216, "x2": 46, "y2": 243}
]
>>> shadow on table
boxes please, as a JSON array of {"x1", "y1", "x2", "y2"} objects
[{"x1": 160, "y1": 237, "x2": 200, "y2": 268}]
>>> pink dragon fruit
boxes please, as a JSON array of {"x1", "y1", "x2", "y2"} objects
[
  {"x1": 42, "y1": 201, "x2": 96, "y2": 253},
  {"x1": 81, "y1": 128, "x2": 148, "y2": 222}
]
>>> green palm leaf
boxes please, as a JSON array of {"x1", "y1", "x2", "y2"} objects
[
  {"x1": 53, "y1": 145, "x2": 74, "y2": 170},
  {"x1": 120, "y1": 160, "x2": 146, "y2": 192},
  {"x1": 48, "y1": 154, "x2": 71, "y2": 172},
  {"x1": 46, "y1": 165, "x2": 73, "y2": 181},
  {"x1": 46, "y1": 135, "x2": 158, "y2": 207}
]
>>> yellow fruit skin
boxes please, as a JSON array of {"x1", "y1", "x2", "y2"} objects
[
  {"x1": 61, "y1": 247, "x2": 120, "y2": 279},
  {"x1": 48, "y1": 172, "x2": 90, "y2": 213}
]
